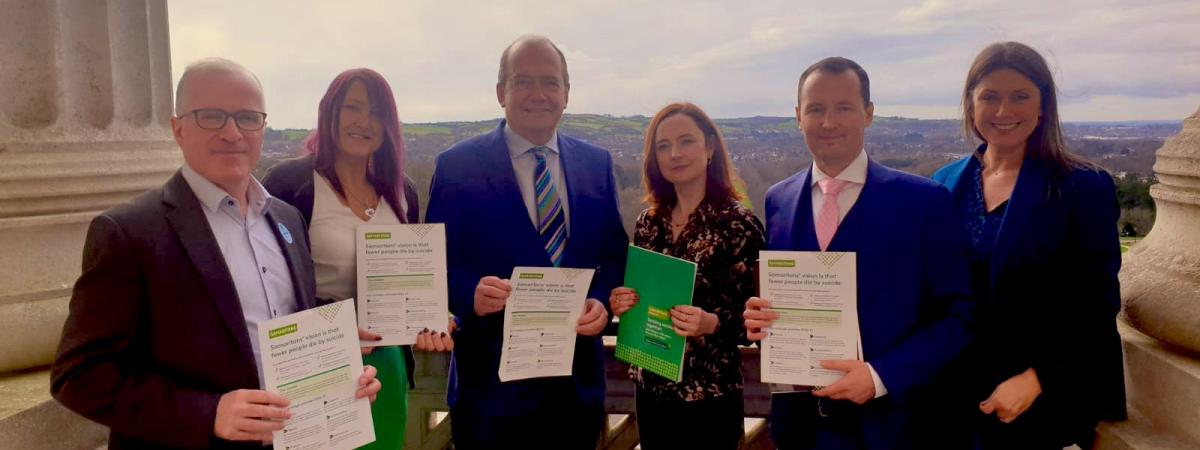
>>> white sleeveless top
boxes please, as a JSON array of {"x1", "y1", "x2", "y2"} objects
[{"x1": 310, "y1": 171, "x2": 401, "y2": 301}]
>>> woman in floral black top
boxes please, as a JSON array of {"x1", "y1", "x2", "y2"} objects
[{"x1": 609, "y1": 102, "x2": 764, "y2": 450}]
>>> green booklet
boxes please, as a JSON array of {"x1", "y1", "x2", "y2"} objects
[{"x1": 614, "y1": 245, "x2": 697, "y2": 382}]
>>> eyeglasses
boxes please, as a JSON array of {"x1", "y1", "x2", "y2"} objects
[{"x1": 184, "y1": 109, "x2": 268, "y2": 131}]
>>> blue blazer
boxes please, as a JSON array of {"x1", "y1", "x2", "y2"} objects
[
  {"x1": 765, "y1": 160, "x2": 975, "y2": 446},
  {"x1": 425, "y1": 122, "x2": 628, "y2": 413},
  {"x1": 932, "y1": 153, "x2": 1125, "y2": 427}
]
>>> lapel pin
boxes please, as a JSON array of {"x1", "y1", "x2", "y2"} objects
[{"x1": 278, "y1": 222, "x2": 294, "y2": 244}]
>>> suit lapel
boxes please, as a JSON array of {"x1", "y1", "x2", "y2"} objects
[
  {"x1": 483, "y1": 122, "x2": 553, "y2": 265},
  {"x1": 990, "y1": 157, "x2": 1045, "y2": 289},
  {"x1": 265, "y1": 206, "x2": 314, "y2": 310},
  {"x1": 827, "y1": 160, "x2": 889, "y2": 251},
  {"x1": 940, "y1": 157, "x2": 974, "y2": 196},
  {"x1": 557, "y1": 135, "x2": 582, "y2": 259},
  {"x1": 787, "y1": 169, "x2": 820, "y2": 251},
  {"x1": 161, "y1": 172, "x2": 257, "y2": 374}
]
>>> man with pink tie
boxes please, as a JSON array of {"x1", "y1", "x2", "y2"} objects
[{"x1": 743, "y1": 57, "x2": 976, "y2": 449}]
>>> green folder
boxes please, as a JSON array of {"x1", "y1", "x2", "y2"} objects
[{"x1": 615, "y1": 245, "x2": 697, "y2": 382}]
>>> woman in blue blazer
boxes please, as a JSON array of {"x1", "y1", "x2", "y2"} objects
[{"x1": 931, "y1": 42, "x2": 1125, "y2": 449}]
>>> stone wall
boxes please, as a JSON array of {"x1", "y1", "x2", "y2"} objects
[{"x1": 0, "y1": 0, "x2": 178, "y2": 373}]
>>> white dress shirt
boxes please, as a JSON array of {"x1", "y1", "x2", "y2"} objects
[
  {"x1": 808, "y1": 149, "x2": 889, "y2": 399},
  {"x1": 309, "y1": 171, "x2": 402, "y2": 301},
  {"x1": 181, "y1": 164, "x2": 300, "y2": 386},
  {"x1": 504, "y1": 124, "x2": 571, "y2": 233}
]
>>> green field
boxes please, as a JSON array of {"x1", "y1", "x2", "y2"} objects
[{"x1": 405, "y1": 124, "x2": 454, "y2": 136}]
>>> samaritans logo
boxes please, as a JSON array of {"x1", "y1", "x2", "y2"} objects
[
  {"x1": 767, "y1": 260, "x2": 796, "y2": 268},
  {"x1": 518, "y1": 273, "x2": 544, "y2": 280},
  {"x1": 560, "y1": 268, "x2": 589, "y2": 280},
  {"x1": 816, "y1": 253, "x2": 844, "y2": 269},
  {"x1": 409, "y1": 224, "x2": 437, "y2": 238},
  {"x1": 268, "y1": 324, "x2": 297, "y2": 339},
  {"x1": 364, "y1": 232, "x2": 391, "y2": 240}
]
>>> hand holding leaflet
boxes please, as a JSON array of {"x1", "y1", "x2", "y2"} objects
[
  {"x1": 356, "y1": 224, "x2": 450, "y2": 346},
  {"x1": 258, "y1": 300, "x2": 376, "y2": 450},
  {"x1": 498, "y1": 267, "x2": 596, "y2": 382},
  {"x1": 758, "y1": 251, "x2": 861, "y2": 387}
]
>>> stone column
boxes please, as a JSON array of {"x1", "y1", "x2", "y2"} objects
[
  {"x1": 1099, "y1": 106, "x2": 1200, "y2": 449},
  {"x1": 0, "y1": 0, "x2": 179, "y2": 373}
]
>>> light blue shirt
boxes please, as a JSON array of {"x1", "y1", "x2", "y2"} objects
[
  {"x1": 180, "y1": 164, "x2": 300, "y2": 385},
  {"x1": 504, "y1": 124, "x2": 571, "y2": 232}
]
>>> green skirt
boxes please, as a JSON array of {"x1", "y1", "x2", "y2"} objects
[{"x1": 360, "y1": 346, "x2": 408, "y2": 450}]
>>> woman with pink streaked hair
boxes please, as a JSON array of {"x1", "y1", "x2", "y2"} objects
[{"x1": 265, "y1": 68, "x2": 453, "y2": 449}]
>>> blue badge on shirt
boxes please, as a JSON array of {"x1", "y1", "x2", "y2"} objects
[{"x1": 277, "y1": 222, "x2": 294, "y2": 244}]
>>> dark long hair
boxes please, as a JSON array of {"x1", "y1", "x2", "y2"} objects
[
  {"x1": 963, "y1": 42, "x2": 1089, "y2": 179},
  {"x1": 641, "y1": 102, "x2": 744, "y2": 215},
  {"x1": 304, "y1": 68, "x2": 407, "y2": 221}
]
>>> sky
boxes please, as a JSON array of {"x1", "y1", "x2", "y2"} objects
[{"x1": 168, "y1": 0, "x2": 1200, "y2": 128}]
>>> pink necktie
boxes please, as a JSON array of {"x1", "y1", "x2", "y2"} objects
[{"x1": 815, "y1": 178, "x2": 850, "y2": 251}]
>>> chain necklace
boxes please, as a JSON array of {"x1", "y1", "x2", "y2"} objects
[{"x1": 343, "y1": 186, "x2": 379, "y2": 218}]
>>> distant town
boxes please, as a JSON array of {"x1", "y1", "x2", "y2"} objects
[{"x1": 259, "y1": 114, "x2": 1177, "y2": 237}]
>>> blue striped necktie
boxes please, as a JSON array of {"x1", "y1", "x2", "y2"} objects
[{"x1": 532, "y1": 146, "x2": 566, "y2": 266}]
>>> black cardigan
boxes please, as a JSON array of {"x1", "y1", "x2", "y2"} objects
[{"x1": 262, "y1": 155, "x2": 420, "y2": 388}]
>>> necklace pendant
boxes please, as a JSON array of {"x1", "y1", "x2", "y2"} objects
[{"x1": 365, "y1": 207, "x2": 376, "y2": 218}]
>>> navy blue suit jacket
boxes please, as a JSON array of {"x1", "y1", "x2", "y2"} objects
[
  {"x1": 765, "y1": 160, "x2": 975, "y2": 445},
  {"x1": 932, "y1": 154, "x2": 1125, "y2": 427},
  {"x1": 425, "y1": 122, "x2": 628, "y2": 414}
]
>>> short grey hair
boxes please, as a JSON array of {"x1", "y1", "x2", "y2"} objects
[
  {"x1": 174, "y1": 57, "x2": 264, "y2": 116},
  {"x1": 497, "y1": 34, "x2": 570, "y2": 87}
]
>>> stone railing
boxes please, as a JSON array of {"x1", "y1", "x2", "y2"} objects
[
  {"x1": 403, "y1": 340, "x2": 774, "y2": 450},
  {"x1": 1097, "y1": 106, "x2": 1200, "y2": 449}
]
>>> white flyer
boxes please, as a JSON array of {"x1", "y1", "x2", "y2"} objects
[
  {"x1": 498, "y1": 266, "x2": 596, "y2": 382},
  {"x1": 356, "y1": 224, "x2": 450, "y2": 347},
  {"x1": 759, "y1": 251, "x2": 860, "y2": 387},
  {"x1": 258, "y1": 299, "x2": 375, "y2": 450}
]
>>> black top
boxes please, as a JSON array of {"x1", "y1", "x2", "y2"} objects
[
  {"x1": 962, "y1": 159, "x2": 1009, "y2": 308},
  {"x1": 262, "y1": 155, "x2": 421, "y2": 388},
  {"x1": 630, "y1": 197, "x2": 765, "y2": 401}
]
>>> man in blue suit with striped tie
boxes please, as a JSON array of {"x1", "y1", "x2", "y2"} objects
[
  {"x1": 743, "y1": 57, "x2": 976, "y2": 449},
  {"x1": 425, "y1": 34, "x2": 628, "y2": 450}
]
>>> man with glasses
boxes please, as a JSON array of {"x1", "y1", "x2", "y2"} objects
[{"x1": 51, "y1": 58, "x2": 381, "y2": 449}]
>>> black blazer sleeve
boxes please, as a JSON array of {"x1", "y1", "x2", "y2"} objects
[
  {"x1": 51, "y1": 213, "x2": 223, "y2": 448},
  {"x1": 262, "y1": 156, "x2": 316, "y2": 224}
]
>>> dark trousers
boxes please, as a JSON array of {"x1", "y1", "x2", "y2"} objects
[
  {"x1": 768, "y1": 391, "x2": 915, "y2": 450},
  {"x1": 634, "y1": 386, "x2": 744, "y2": 450},
  {"x1": 449, "y1": 386, "x2": 604, "y2": 450}
]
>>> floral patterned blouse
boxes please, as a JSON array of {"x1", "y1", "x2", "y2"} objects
[{"x1": 629, "y1": 197, "x2": 765, "y2": 401}]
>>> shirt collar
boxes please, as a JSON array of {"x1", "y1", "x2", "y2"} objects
[
  {"x1": 811, "y1": 149, "x2": 869, "y2": 186},
  {"x1": 180, "y1": 163, "x2": 273, "y2": 216},
  {"x1": 504, "y1": 122, "x2": 560, "y2": 159}
]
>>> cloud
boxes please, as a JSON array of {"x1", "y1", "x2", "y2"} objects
[{"x1": 169, "y1": 0, "x2": 1200, "y2": 125}]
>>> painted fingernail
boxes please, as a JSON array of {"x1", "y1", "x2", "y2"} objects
[{"x1": 440, "y1": 332, "x2": 447, "y2": 338}]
